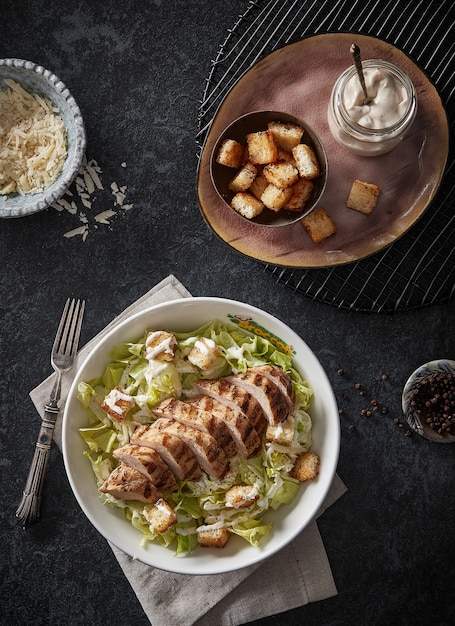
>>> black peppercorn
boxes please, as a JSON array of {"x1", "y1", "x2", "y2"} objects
[{"x1": 409, "y1": 371, "x2": 455, "y2": 436}]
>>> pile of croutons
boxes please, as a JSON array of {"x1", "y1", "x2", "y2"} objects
[
  {"x1": 216, "y1": 120, "x2": 384, "y2": 245},
  {"x1": 215, "y1": 120, "x2": 322, "y2": 220}
]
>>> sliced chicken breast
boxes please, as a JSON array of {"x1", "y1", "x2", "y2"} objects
[
  {"x1": 226, "y1": 370, "x2": 290, "y2": 425},
  {"x1": 250, "y1": 365, "x2": 295, "y2": 410},
  {"x1": 194, "y1": 378, "x2": 267, "y2": 433},
  {"x1": 188, "y1": 395, "x2": 262, "y2": 458},
  {"x1": 152, "y1": 417, "x2": 229, "y2": 480},
  {"x1": 100, "y1": 463, "x2": 162, "y2": 503},
  {"x1": 113, "y1": 443, "x2": 178, "y2": 492},
  {"x1": 132, "y1": 424, "x2": 201, "y2": 481},
  {"x1": 153, "y1": 397, "x2": 237, "y2": 457}
]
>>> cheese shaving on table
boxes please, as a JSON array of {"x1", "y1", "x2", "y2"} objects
[{"x1": 0, "y1": 79, "x2": 67, "y2": 196}]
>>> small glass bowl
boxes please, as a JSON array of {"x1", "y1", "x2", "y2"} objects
[
  {"x1": 402, "y1": 359, "x2": 455, "y2": 443},
  {"x1": 328, "y1": 59, "x2": 417, "y2": 157}
]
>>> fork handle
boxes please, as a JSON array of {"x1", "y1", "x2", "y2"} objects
[{"x1": 16, "y1": 404, "x2": 59, "y2": 527}]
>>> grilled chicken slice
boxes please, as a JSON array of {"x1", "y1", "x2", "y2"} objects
[
  {"x1": 152, "y1": 397, "x2": 237, "y2": 457},
  {"x1": 194, "y1": 378, "x2": 267, "y2": 434},
  {"x1": 100, "y1": 463, "x2": 162, "y2": 503},
  {"x1": 132, "y1": 424, "x2": 201, "y2": 481},
  {"x1": 250, "y1": 365, "x2": 295, "y2": 410},
  {"x1": 152, "y1": 417, "x2": 229, "y2": 480},
  {"x1": 188, "y1": 395, "x2": 262, "y2": 458},
  {"x1": 113, "y1": 443, "x2": 178, "y2": 492},
  {"x1": 226, "y1": 370, "x2": 290, "y2": 425}
]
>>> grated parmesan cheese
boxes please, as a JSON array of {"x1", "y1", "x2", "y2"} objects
[{"x1": 0, "y1": 79, "x2": 67, "y2": 196}]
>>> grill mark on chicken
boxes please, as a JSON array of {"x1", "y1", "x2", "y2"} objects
[
  {"x1": 250, "y1": 365, "x2": 295, "y2": 410},
  {"x1": 226, "y1": 371, "x2": 290, "y2": 425},
  {"x1": 132, "y1": 424, "x2": 201, "y2": 481},
  {"x1": 195, "y1": 378, "x2": 267, "y2": 434},
  {"x1": 153, "y1": 397, "x2": 237, "y2": 457},
  {"x1": 113, "y1": 443, "x2": 178, "y2": 492},
  {"x1": 100, "y1": 463, "x2": 163, "y2": 503},
  {"x1": 152, "y1": 417, "x2": 229, "y2": 480},
  {"x1": 188, "y1": 395, "x2": 262, "y2": 458}
]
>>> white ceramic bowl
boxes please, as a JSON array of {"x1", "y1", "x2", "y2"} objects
[
  {"x1": 0, "y1": 58, "x2": 86, "y2": 218},
  {"x1": 62, "y1": 297, "x2": 340, "y2": 575}
]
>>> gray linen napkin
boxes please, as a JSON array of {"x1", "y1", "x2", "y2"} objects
[{"x1": 30, "y1": 274, "x2": 347, "y2": 626}]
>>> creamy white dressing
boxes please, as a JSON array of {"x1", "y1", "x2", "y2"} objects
[
  {"x1": 145, "y1": 331, "x2": 175, "y2": 360},
  {"x1": 104, "y1": 387, "x2": 133, "y2": 415},
  {"x1": 344, "y1": 68, "x2": 408, "y2": 129},
  {"x1": 194, "y1": 337, "x2": 216, "y2": 355}
]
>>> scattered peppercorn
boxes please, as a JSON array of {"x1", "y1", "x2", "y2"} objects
[
  {"x1": 349, "y1": 424, "x2": 356, "y2": 432},
  {"x1": 409, "y1": 371, "x2": 455, "y2": 436},
  {"x1": 337, "y1": 368, "x2": 344, "y2": 376},
  {"x1": 338, "y1": 408, "x2": 344, "y2": 415},
  {"x1": 354, "y1": 383, "x2": 362, "y2": 389},
  {"x1": 381, "y1": 373, "x2": 389, "y2": 380}
]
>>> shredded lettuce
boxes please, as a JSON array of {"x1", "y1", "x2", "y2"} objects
[{"x1": 78, "y1": 319, "x2": 314, "y2": 555}]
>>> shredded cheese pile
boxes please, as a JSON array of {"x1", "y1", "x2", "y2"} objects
[{"x1": 0, "y1": 78, "x2": 67, "y2": 196}]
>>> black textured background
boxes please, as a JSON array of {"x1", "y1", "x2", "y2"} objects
[{"x1": 1, "y1": 1, "x2": 454, "y2": 625}]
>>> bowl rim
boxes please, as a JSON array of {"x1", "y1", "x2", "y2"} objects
[
  {"x1": 62, "y1": 296, "x2": 340, "y2": 575},
  {"x1": 0, "y1": 58, "x2": 87, "y2": 219},
  {"x1": 210, "y1": 109, "x2": 328, "y2": 228}
]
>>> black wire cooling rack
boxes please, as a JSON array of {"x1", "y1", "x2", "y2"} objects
[{"x1": 196, "y1": 0, "x2": 455, "y2": 313}]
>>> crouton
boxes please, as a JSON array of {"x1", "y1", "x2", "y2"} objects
[
  {"x1": 276, "y1": 147, "x2": 296, "y2": 164},
  {"x1": 261, "y1": 184, "x2": 293, "y2": 212},
  {"x1": 101, "y1": 387, "x2": 135, "y2": 422},
  {"x1": 263, "y1": 162, "x2": 299, "y2": 190},
  {"x1": 346, "y1": 179, "x2": 382, "y2": 214},
  {"x1": 266, "y1": 414, "x2": 295, "y2": 445},
  {"x1": 144, "y1": 498, "x2": 177, "y2": 533},
  {"x1": 231, "y1": 192, "x2": 264, "y2": 219},
  {"x1": 268, "y1": 120, "x2": 305, "y2": 152},
  {"x1": 292, "y1": 144, "x2": 321, "y2": 179},
  {"x1": 301, "y1": 207, "x2": 336, "y2": 243},
  {"x1": 284, "y1": 178, "x2": 314, "y2": 212},
  {"x1": 225, "y1": 484, "x2": 260, "y2": 509},
  {"x1": 145, "y1": 330, "x2": 176, "y2": 361},
  {"x1": 246, "y1": 130, "x2": 278, "y2": 165},
  {"x1": 188, "y1": 336, "x2": 222, "y2": 370},
  {"x1": 249, "y1": 174, "x2": 268, "y2": 201},
  {"x1": 228, "y1": 162, "x2": 257, "y2": 193},
  {"x1": 216, "y1": 138, "x2": 245, "y2": 169},
  {"x1": 197, "y1": 526, "x2": 231, "y2": 548},
  {"x1": 290, "y1": 452, "x2": 320, "y2": 481}
]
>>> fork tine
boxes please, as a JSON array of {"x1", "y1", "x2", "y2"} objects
[
  {"x1": 52, "y1": 297, "x2": 71, "y2": 354},
  {"x1": 69, "y1": 299, "x2": 85, "y2": 357},
  {"x1": 53, "y1": 298, "x2": 85, "y2": 356}
]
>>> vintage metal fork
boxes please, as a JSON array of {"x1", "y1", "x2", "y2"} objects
[{"x1": 16, "y1": 298, "x2": 85, "y2": 527}]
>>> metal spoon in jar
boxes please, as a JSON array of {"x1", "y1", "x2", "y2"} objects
[{"x1": 350, "y1": 43, "x2": 373, "y2": 105}]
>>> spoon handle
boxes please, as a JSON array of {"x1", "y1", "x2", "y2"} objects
[{"x1": 350, "y1": 43, "x2": 370, "y2": 105}]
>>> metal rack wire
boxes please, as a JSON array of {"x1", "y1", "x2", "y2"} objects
[{"x1": 196, "y1": 0, "x2": 455, "y2": 313}]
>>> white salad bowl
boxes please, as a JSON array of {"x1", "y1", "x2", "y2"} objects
[{"x1": 62, "y1": 297, "x2": 340, "y2": 575}]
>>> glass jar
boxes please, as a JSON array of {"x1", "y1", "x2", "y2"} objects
[{"x1": 328, "y1": 59, "x2": 417, "y2": 156}]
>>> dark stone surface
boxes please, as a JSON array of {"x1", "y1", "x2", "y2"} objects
[{"x1": 1, "y1": 1, "x2": 454, "y2": 625}]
